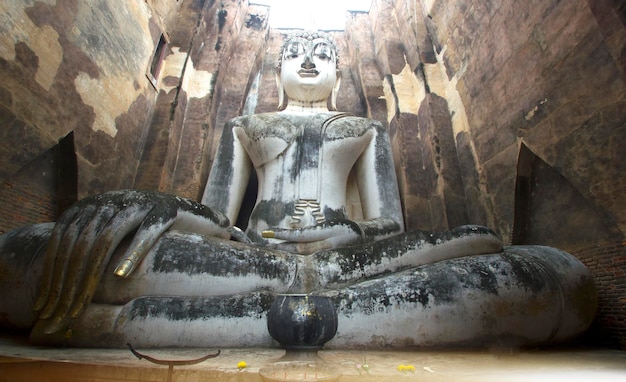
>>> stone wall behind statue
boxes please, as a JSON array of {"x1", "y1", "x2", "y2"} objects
[
  {"x1": 342, "y1": 0, "x2": 625, "y2": 349},
  {"x1": 0, "y1": 0, "x2": 187, "y2": 232}
]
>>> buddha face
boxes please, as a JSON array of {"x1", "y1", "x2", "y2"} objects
[{"x1": 279, "y1": 36, "x2": 338, "y2": 103}]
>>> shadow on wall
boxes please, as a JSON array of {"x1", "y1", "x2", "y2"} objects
[
  {"x1": 512, "y1": 144, "x2": 626, "y2": 350},
  {"x1": 512, "y1": 143, "x2": 622, "y2": 250},
  {"x1": 0, "y1": 132, "x2": 77, "y2": 234}
]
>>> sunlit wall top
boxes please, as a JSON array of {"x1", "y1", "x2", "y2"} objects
[{"x1": 252, "y1": 0, "x2": 372, "y2": 30}]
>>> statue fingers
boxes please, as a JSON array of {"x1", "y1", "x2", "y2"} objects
[
  {"x1": 323, "y1": 234, "x2": 360, "y2": 250},
  {"x1": 273, "y1": 240, "x2": 333, "y2": 255},
  {"x1": 38, "y1": 205, "x2": 117, "y2": 334},
  {"x1": 170, "y1": 198, "x2": 230, "y2": 238},
  {"x1": 36, "y1": 204, "x2": 98, "y2": 319},
  {"x1": 113, "y1": 203, "x2": 177, "y2": 278},
  {"x1": 270, "y1": 221, "x2": 361, "y2": 243},
  {"x1": 291, "y1": 232, "x2": 363, "y2": 254},
  {"x1": 228, "y1": 226, "x2": 253, "y2": 244},
  {"x1": 173, "y1": 194, "x2": 230, "y2": 227},
  {"x1": 34, "y1": 190, "x2": 157, "y2": 334},
  {"x1": 268, "y1": 227, "x2": 327, "y2": 242},
  {"x1": 33, "y1": 193, "x2": 128, "y2": 313},
  {"x1": 33, "y1": 204, "x2": 81, "y2": 312},
  {"x1": 67, "y1": 204, "x2": 152, "y2": 322}
]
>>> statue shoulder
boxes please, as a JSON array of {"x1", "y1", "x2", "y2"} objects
[
  {"x1": 325, "y1": 114, "x2": 387, "y2": 140},
  {"x1": 341, "y1": 115, "x2": 385, "y2": 129},
  {"x1": 226, "y1": 113, "x2": 296, "y2": 142},
  {"x1": 226, "y1": 113, "x2": 284, "y2": 126}
]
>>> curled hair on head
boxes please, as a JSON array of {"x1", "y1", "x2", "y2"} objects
[{"x1": 277, "y1": 30, "x2": 339, "y2": 70}]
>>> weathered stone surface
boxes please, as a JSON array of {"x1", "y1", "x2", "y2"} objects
[
  {"x1": 332, "y1": 31, "x2": 366, "y2": 116},
  {"x1": 2, "y1": 0, "x2": 623, "y2": 239},
  {"x1": 0, "y1": 104, "x2": 57, "y2": 183},
  {"x1": 207, "y1": 2, "x2": 270, "y2": 171},
  {"x1": 427, "y1": 93, "x2": 468, "y2": 228},
  {"x1": 522, "y1": 151, "x2": 623, "y2": 249},
  {"x1": 252, "y1": 30, "x2": 283, "y2": 115},
  {"x1": 0, "y1": 219, "x2": 595, "y2": 349},
  {"x1": 369, "y1": 0, "x2": 406, "y2": 75},
  {"x1": 345, "y1": 12, "x2": 387, "y2": 125},
  {"x1": 0, "y1": 0, "x2": 163, "y2": 202},
  {"x1": 455, "y1": 130, "x2": 493, "y2": 227},
  {"x1": 482, "y1": 143, "x2": 519, "y2": 238},
  {"x1": 0, "y1": 0, "x2": 624, "y2": 349}
]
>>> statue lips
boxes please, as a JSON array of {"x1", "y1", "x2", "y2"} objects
[{"x1": 298, "y1": 69, "x2": 319, "y2": 78}]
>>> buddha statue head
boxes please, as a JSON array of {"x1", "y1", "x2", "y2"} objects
[{"x1": 276, "y1": 31, "x2": 341, "y2": 111}]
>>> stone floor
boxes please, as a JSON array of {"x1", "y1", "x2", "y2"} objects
[{"x1": 0, "y1": 335, "x2": 625, "y2": 381}]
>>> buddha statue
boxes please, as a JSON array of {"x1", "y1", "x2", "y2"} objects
[{"x1": 0, "y1": 31, "x2": 596, "y2": 349}]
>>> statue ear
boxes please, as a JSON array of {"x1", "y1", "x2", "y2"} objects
[
  {"x1": 329, "y1": 69, "x2": 341, "y2": 111},
  {"x1": 275, "y1": 67, "x2": 287, "y2": 111}
]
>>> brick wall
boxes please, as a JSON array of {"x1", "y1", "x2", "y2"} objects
[
  {"x1": 0, "y1": 148, "x2": 58, "y2": 235},
  {"x1": 574, "y1": 242, "x2": 626, "y2": 349}
]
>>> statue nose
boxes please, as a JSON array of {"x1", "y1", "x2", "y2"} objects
[{"x1": 301, "y1": 54, "x2": 315, "y2": 69}]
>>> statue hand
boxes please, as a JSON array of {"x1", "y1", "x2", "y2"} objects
[
  {"x1": 270, "y1": 219, "x2": 364, "y2": 255},
  {"x1": 31, "y1": 190, "x2": 229, "y2": 337}
]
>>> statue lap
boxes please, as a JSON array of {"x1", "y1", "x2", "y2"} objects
[{"x1": 0, "y1": 224, "x2": 597, "y2": 349}]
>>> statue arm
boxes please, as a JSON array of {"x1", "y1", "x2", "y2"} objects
[
  {"x1": 353, "y1": 121, "x2": 405, "y2": 238},
  {"x1": 201, "y1": 119, "x2": 252, "y2": 226}
]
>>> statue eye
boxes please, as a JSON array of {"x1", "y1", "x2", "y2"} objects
[
  {"x1": 313, "y1": 44, "x2": 331, "y2": 60},
  {"x1": 286, "y1": 43, "x2": 304, "y2": 59}
]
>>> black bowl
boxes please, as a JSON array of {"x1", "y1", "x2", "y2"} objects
[{"x1": 267, "y1": 294, "x2": 338, "y2": 350}]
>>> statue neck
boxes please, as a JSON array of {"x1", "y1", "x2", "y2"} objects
[{"x1": 282, "y1": 99, "x2": 330, "y2": 113}]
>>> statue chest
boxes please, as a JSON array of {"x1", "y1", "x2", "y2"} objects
[{"x1": 235, "y1": 113, "x2": 372, "y2": 171}]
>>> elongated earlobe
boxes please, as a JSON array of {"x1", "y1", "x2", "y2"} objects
[
  {"x1": 330, "y1": 70, "x2": 341, "y2": 111},
  {"x1": 275, "y1": 68, "x2": 287, "y2": 111}
]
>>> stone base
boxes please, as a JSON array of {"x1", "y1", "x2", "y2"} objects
[{"x1": 1, "y1": 335, "x2": 626, "y2": 381}]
